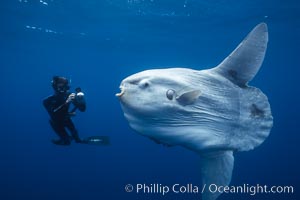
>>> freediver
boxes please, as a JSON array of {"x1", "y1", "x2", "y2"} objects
[{"x1": 43, "y1": 76, "x2": 86, "y2": 145}]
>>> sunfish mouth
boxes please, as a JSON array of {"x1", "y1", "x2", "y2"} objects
[{"x1": 115, "y1": 86, "x2": 125, "y2": 97}]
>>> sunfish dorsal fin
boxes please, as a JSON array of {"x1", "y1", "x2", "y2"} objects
[
  {"x1": 212, "y1": 23, "x2": 268, "y2": 87},
  {"x1": 200, "y1": 151, "x2": 234, "y2": 200}
]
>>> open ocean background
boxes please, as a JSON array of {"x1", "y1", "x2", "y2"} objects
[{"x1": 1, "y1": 0, "x2": 299, "y2": 199}]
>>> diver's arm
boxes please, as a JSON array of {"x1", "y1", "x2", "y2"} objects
[
  {"x1": 43, "y1": 94, "x2": 74, "y2": 115},
  {"x1": 52, "y1": 93, "x2": 76, "y2": 113},
  {"x1": 53, "y1": 102, "x2": 68, "y2": 113}
]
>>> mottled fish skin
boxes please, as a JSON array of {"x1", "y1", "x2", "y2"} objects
[{"x1": 116, "y1": 23, "x2": 273, "y2": 200}]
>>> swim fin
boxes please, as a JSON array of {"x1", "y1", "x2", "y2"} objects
[{"x1": 81, "y1": 136, "x2": 110, "y2": 146}]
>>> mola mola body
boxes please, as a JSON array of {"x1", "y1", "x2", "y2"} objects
[{"x1": 116, "y1": 23, "x2": 273, "y2": 200}]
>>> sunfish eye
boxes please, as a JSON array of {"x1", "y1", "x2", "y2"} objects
[{"x1": 166, "y1": 89, "x2": 176, "y2": 100}]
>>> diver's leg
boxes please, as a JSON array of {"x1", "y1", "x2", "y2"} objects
[
  {"x1": 65, "y1": 119, "x2": 82, "y2": 143},
  {"x1": 49, "y1": 119, "x2": 71, "y2": 145}
]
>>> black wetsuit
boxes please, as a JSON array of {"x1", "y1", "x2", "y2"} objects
[{"x1": 43, "y1": 92, "x2": 86, "y2": 144}]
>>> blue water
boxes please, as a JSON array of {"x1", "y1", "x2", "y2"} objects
[{"x1": 1, "y1": 0, "x2": 299, "y2": 200}]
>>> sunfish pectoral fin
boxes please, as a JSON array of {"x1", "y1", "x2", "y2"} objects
[
  {"x1": 212, "y1": 23, "x2": 268, "y2": 87},
  {"x1": 176, "y1": 90, "x2": 201, "y2": 106},
  {"x1": 200, "y1": 150, "x2": 234, "y2": 200}
]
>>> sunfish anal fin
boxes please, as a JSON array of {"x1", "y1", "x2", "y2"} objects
[{"x1": 200, "y1": 150, "x2": 234, "y2": 200}]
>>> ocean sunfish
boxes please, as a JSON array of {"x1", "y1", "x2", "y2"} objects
[{"x1": 116, "y1": 23, "x2": 273, "y2": 200}]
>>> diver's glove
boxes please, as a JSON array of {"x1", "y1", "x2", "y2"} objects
[{"x1": 66, "y1": 93, "x2": 76, "y2": 103}]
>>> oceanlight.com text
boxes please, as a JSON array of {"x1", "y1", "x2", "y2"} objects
[{"x1": 206, "y1": 183, "x2": 294, "y2": 196}]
